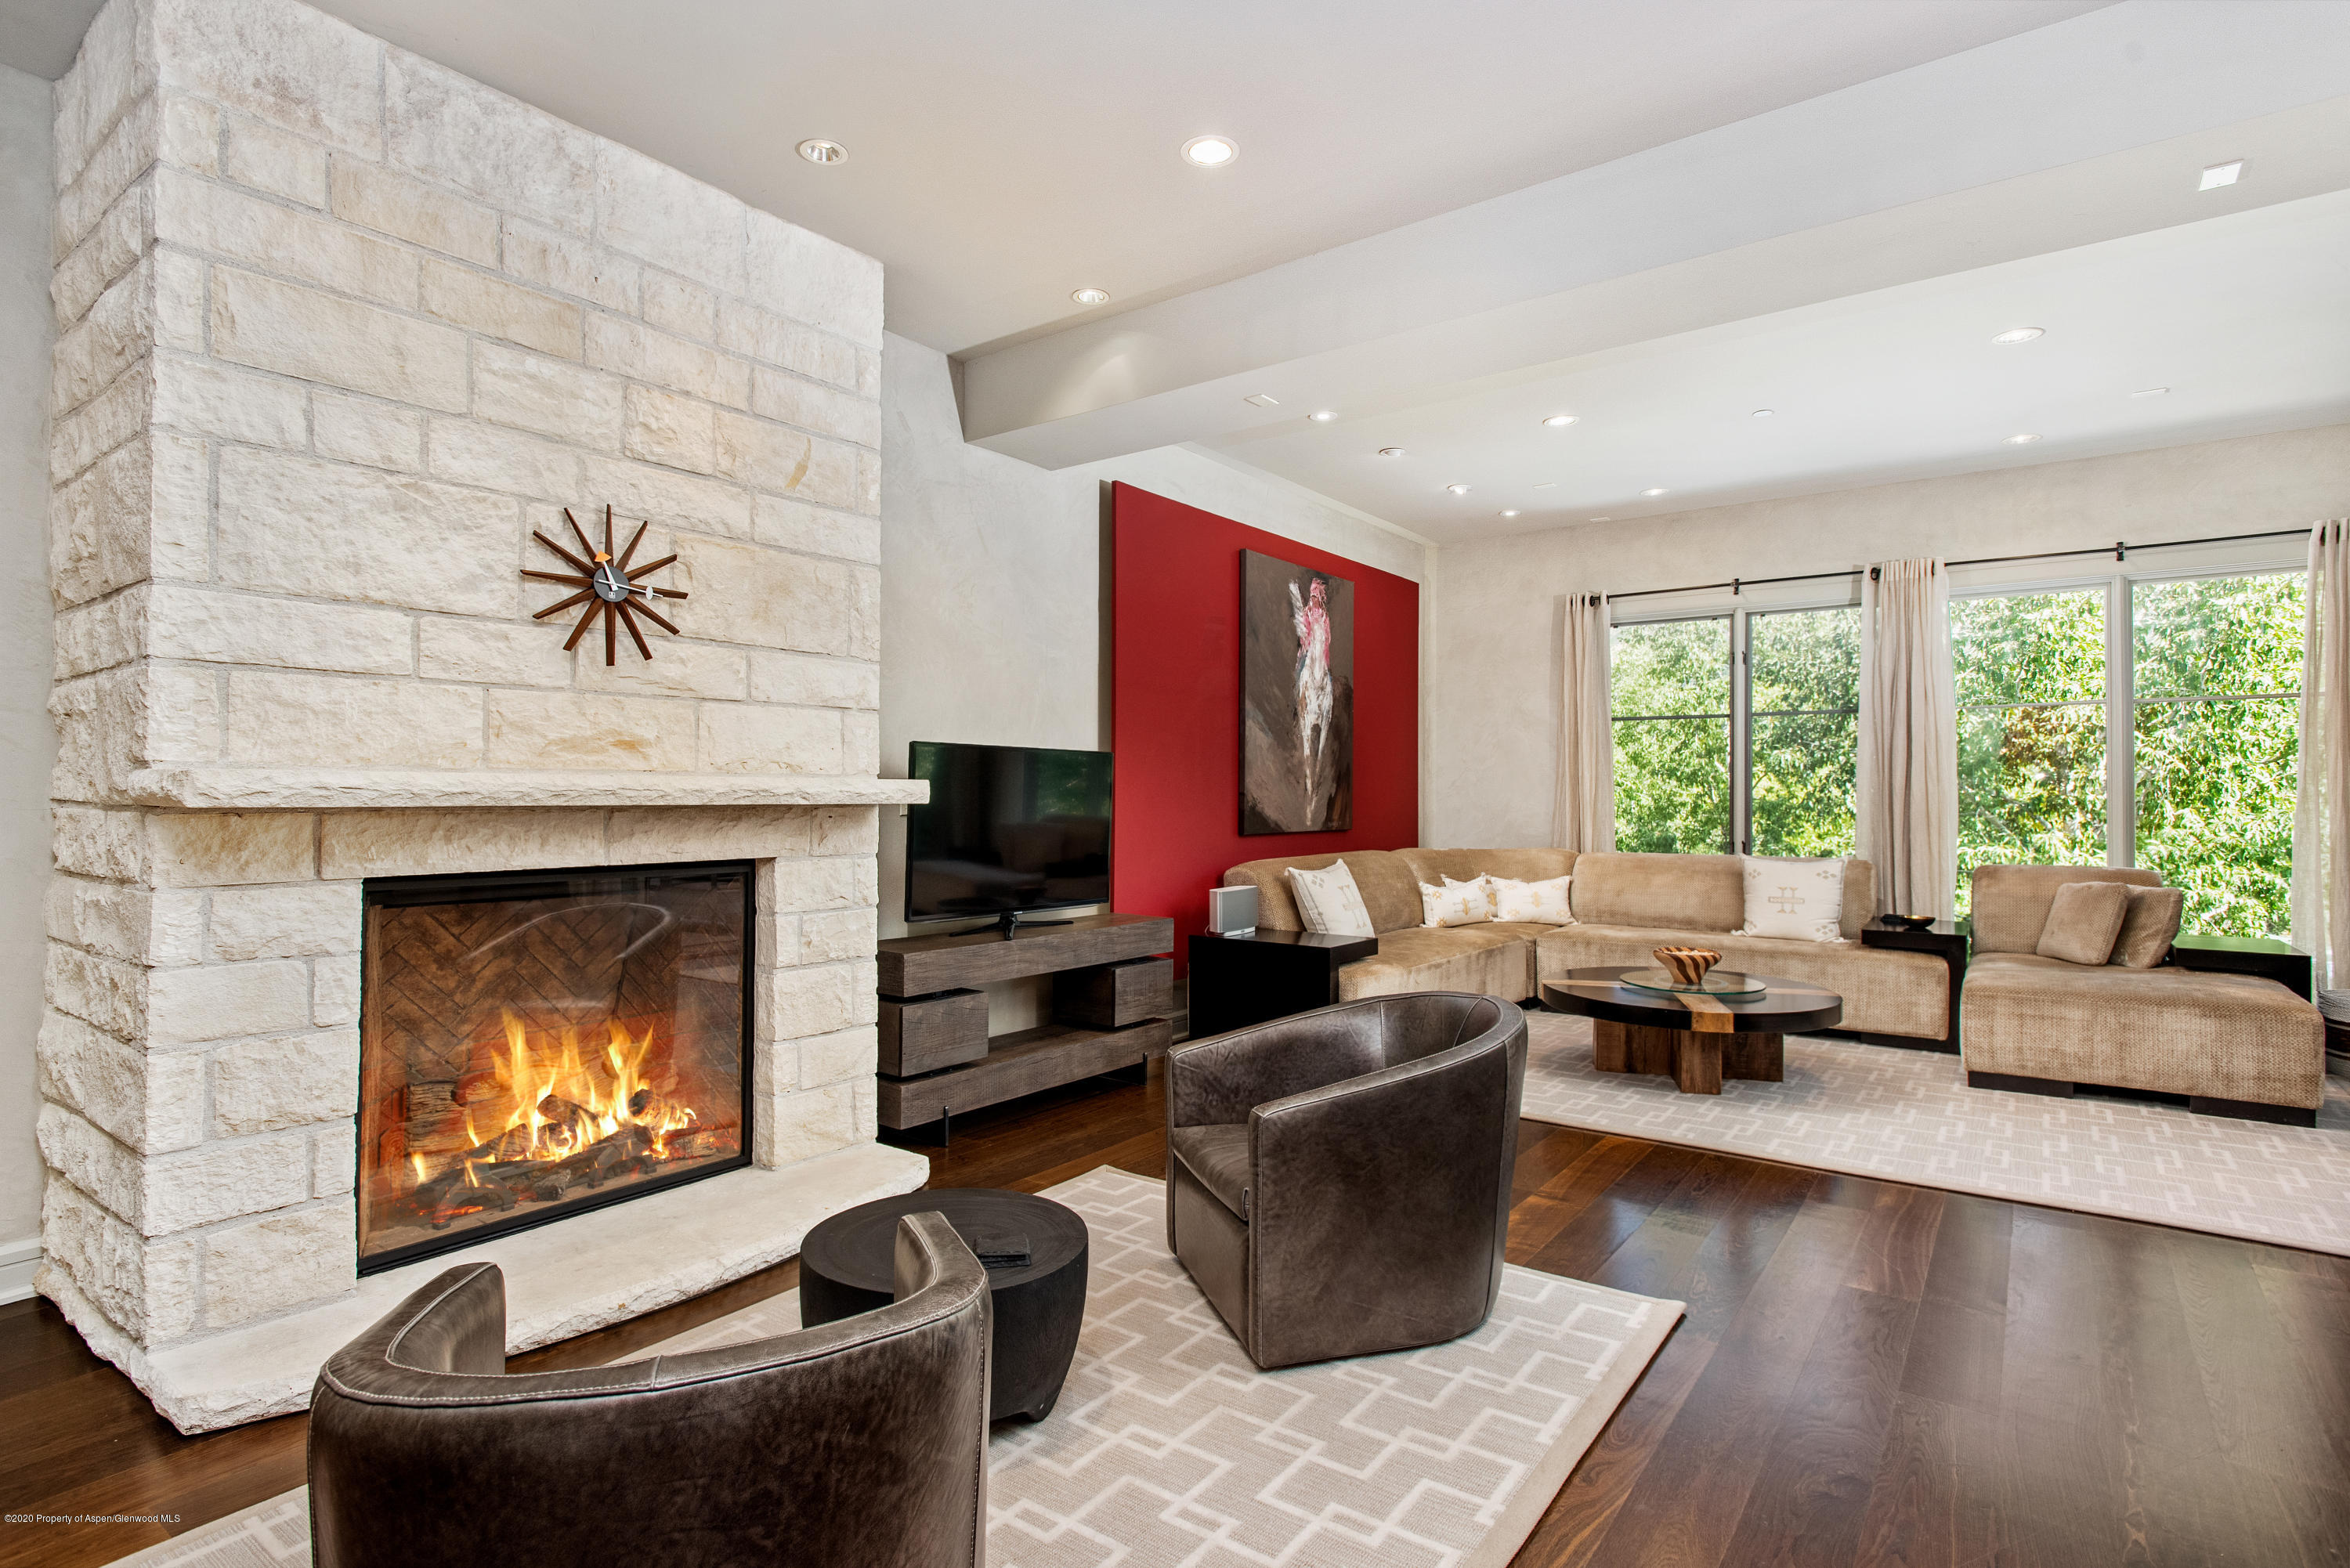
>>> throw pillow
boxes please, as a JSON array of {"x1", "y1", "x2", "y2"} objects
[
  {"x1": 2036, "y1": 880, "x2": 2131, "y2": 965},
  {"x1": 1419, "y1": 876, "x2": 1491, "y2": 927},
  {"x1": 1286, "y1": 860, "x2": 1375, "y2": 938},
  {"x1": 1487, "y1": 873, "x2": 1575, "y2": 925},
  {"x1": 2108, "y1": 885, "x2": 2186, "y2": 968},
  {"x1": 1737, "y1": 856, "x2": 1846, "y2": 942}
]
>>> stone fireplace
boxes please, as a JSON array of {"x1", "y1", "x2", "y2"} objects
[{"x1": 36, "y1": 0, "x2": 926, "y2": 1432}]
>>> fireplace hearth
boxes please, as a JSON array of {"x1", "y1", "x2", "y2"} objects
[{"x1": 359, "y1": 862, "x2": 754, "y2": 1273}]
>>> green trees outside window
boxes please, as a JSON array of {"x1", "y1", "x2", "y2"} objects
[
  {"x1": 1749, "y1": 607, "x2": 1860, "y2": 858},
  {"x1": 1952, "y1": 588, "x2": 2109, "y2": 909},
  {"x1": 1610, "y1": 618, "x2": 1732, "y2": 853},
  {"x1": 2131, "y1": 574, "x2": 2303, "y2": 935},
  {"x1": 1610, "y1": 568, "x2": 2305, "y2": 938}
]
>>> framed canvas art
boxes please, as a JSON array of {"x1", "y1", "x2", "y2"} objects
[{"x1": 1240, "y1": 550, "x2": 1354, "y2": 833}]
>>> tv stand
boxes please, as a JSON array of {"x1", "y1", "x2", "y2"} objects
[{"x1": 874, "y1": 913, "x2": 1174, "y2": 1137}]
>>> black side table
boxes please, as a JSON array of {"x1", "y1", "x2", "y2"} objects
[
  {"x1": 2171, "y1": 934, "x2": 2312, "y2": 999},
  {"x1": 1856, "y1": 916, "x2": 1969, "y2": 1053},
  {"x1": 1186, "y1": 928, "x2": 1377, "y2": 1039},
  {"x1": 798, "y1": 1188, "x2": 1088, "y2": 1422}
]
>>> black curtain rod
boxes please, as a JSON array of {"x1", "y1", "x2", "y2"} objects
[{"x1": 1599, "y1": 526, "x2": 2312, "y2": 605}]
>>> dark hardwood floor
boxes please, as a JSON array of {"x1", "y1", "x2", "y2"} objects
[{"x1": 5, "y1": 1059, "x2": 2348, "y2": 1566}]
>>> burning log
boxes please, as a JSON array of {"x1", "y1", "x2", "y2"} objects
[{"x1": 537, "y1": 1093, "x2": 595, "y2": 1145}]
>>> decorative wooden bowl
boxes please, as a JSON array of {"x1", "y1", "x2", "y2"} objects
[{"x1": 1653, "y1": 946, "x2": 1723, "y2": 987}]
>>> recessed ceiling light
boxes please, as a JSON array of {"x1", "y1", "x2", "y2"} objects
[
  {"x1": 1542, "y1": 414, "x2": 1578, "y2": 428},
  {"x1": 796, "y1": 139, "x2": 848, "y2": 165},
  {"x1": 1533, "y1": 482, "x2": 1558, "y2": 490},
  {"x1": 1589, "y1": 516, "x2": 1613, "y2": 522},
  {"x1": 2005, "y1": 432, "x2": 2041, "y2": 444},
  {"x1": 1447, "y1": 484, "x2": 1472, "y2": 495},
  {"x1": 1752, "y1": 408, "x2": 1774, "y2": 418},
  {"x1": 1070, "y1": 287, "x2": 1109, "y2": 306},
  {"x1": 1641, "y1": 487, "x2": 1669, "y2": 497},
  {"x1": 1990, "y1": 327, "x2": 2044, "y2": 345},
  {"x1": 1182, "y1": 135, "x2": 1238, "y2": 168},
  {"x1": 1377, "y1": 446, "x2": 1406, "y2": 457},
  {"x1": 1308, "y1": 410, "x2": 1338, "y2": 422},
  {"x1": 1500, "y1": 509, "x2": 1520, "y2": 518},
  {"x1": 2131, "y1": 386, "x2": 2170, "y2": 398},
  {"x1": 2199, "y1": 159, "x2": 2243, "y2": 191},
  {"x1": 1242, "y1": 392, "x2": 1279, "y2": 408}
]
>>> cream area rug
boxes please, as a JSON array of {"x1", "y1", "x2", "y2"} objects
[
  {"x1": 110, "y1": 1165, "x2": 1681, "y2": 1568},
  {"x1": 1520, "y1": 1008, "x2": 2350, "y2": 1255}
]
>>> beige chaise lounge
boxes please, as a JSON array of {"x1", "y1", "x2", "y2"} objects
[
  {"x1": 1220, "y1": 847, "x2": 1956, "y2": 1050},
  {"x1": 1961, "y1": 864, "x2": 2324, "y2": 1125}
]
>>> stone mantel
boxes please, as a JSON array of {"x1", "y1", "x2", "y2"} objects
[{"x1": 119, "y1": 768, "x2": 930, "y2": 811}]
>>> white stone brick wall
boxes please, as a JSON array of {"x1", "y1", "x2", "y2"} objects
[
  {"x1": 49, "y1": 0, "x2": 884, "y2": 806},
  {"x1": 39, "y1": 0, "x2": 894, "y2": 1366}
]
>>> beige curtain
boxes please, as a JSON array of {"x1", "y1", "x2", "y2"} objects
[
  {"x1": 1553, "y1": 593, "x2": 1615, "y2": 851},
  {"x1": 1856, "y1": 558, "x2": 1958, "y2": 919},
  {"x1": 2291, "y1": 519, "x2": 2350, "y2": 988}
]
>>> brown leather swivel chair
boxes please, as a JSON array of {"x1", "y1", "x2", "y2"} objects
[
  {"x1": 1166, "y1": 992, "x2": 1528, "y2": 1369},
  {"x1": 309, "y1": 1212, "x2": 990, "y2": 1568}
]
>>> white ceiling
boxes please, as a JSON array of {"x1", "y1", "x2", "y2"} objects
[
  {"x1": 1210, "y1": 189, "x2": 2350, "y2": 543},
  {"x1": 0, "y1": 0, "x2": 2109, "y2": 353}
]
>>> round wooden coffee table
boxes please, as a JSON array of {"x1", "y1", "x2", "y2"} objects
[
  {"x1": 798, "y1": 1187, "x2": 1088, "y2": 1422},
  {"x1": 1539, "y1": 966, "x2": 1842, "y2": 1095}
]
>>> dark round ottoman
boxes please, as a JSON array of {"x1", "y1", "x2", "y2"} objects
[{"x1": 798, "y1": 1187, "x2": 1088, "y2": 1422}]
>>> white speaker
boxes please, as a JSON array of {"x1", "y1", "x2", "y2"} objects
[{"x1": 1207, "y1": 883, "x2": 1259, "y2": 936}]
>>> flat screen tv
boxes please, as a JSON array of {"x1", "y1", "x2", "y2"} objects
[{"x1": 905, "y1": 742, "x2": 1112, "y2": 928}]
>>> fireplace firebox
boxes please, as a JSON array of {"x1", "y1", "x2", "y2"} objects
[{"x1": 357, "y1": 861, "x2": 754, "y2": 1274}]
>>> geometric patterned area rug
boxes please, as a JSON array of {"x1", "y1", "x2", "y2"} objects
[
  {"x1": 103, "y1": 1165, "x2": 1681, "y2": 1568},
  {"x1": 1521, "y1": 1008, "x2": 2350, "y2": 1256}
]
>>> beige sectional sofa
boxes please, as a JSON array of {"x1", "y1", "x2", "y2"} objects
[
  {"x1": 1961, "y1": 864, "x2": 2324, "y2": 1123},
  {"x1": 1220, "y1": 847, "x2": 1957, "y2": 1050}
]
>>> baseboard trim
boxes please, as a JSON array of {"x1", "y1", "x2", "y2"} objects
[{"x1": 0, "y1": 1236, "x2": 41, "y2": 1305}]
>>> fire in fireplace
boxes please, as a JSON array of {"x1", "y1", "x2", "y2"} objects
[{"x1": 357, "y1": 861, "x2": 754, "y2": 1273}]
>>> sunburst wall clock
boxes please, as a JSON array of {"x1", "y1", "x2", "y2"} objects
[{"x1": 522, "y1": 505, "x2": 690, "y2": 665}]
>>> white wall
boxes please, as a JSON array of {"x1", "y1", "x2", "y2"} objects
[
  {"x1": 1426, "y1": 422, "x2": 2350, "y2": 848},
  {"x1": 1, "y1": 61, "x2": 56, "y2": 1292},
  {"x1": 878, "y1": 331, "x2": 1427, "y2": 1020}
]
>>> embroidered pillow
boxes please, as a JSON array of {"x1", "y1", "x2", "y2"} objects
[
  {"x1": 1737, "y1": 856, "x2": 1846, "y2": 943},
  {"x1": 1487, "y1": 873, "x2": 1575, "y2": 925},
  {"x1": 1419, "y1": 876, "x2": 1491, "y2": 927},
  {"x1": 1286, "y1": 860, "x2": 1375, "y2": 938}
]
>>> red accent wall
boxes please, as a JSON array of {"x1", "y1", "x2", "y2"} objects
[{"x1": 1110, "y1": 482, "x2": 1419, "y2": 970}]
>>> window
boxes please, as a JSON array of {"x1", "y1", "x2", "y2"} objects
[
  {"x1": 1748, "y1": 607, "x2": 1860, "y2": 857},
  {"x1": 1611, "y1": 606, "x2": 1860, "y2": 856},
  {"x1": 1953, "y1": 588, "x2": 2109, "y2": 904},
  {"x1": 1611, "y1": 618, "x2": 1731, "y2": 853},
  {"x1": 2131, "y1": 575, "x2": 2303, "y2": 934},
  {"x1": 1951, "y1": 569, "x2": 2303, "y2": 930}
]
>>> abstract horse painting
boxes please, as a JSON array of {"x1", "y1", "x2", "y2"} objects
[{"x1": 1240, "y1": 550, "x2": 1354, "y2": 833}]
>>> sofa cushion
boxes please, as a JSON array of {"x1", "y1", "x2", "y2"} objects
[
  {"x1": 1969, "y1": 864, "x2": 2161, "y2": 953},
  {"x1": 1170, "y1": 1123, "x2": 1252, "y2": 1217},
  {"x1": 2035, "y1": 880, "x2": 2130, "y2": 965},
  {"x1": 1570, "y1": 852, "x2": 1746, "y2": 931},
  {"x1": 1537, "y1": 923, "x2": 1949, "y2": 1039},
  {"x1": 1419, "y1": 876, "x2": 1492, "y2": 928},
  {"x1": 1963, "y1": 952, "x2": 2323, "y2": 1108},
  {"x1": 1224, "y1": 851, "x2": 1423, "y2": 934},
  {"x1": 2110, "y1": 887, "x2": 2186, "y2": 969},
  {"x1": 1336, "y1": 924, "x2": 1536, "y2": 1003},
  {"x1": 1486, "y1": 874, "x2": 1574, "y2": 924},
  {"x1": 1397, "y1": 847, "x2": 1576, "y2": 887}
]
